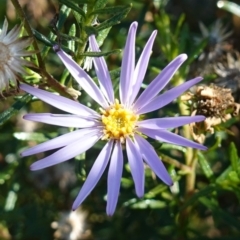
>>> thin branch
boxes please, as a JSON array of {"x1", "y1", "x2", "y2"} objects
[
  {"x1": 11, "y1": 0, "x2": 44, "y2": 69},
  {"x1": 160, "y1": 153, "x2": 192, "y2": 173}
]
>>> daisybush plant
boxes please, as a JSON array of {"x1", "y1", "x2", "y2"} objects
[{"x1": 0, "y1": 1, "x2": 240, "y2": 240}]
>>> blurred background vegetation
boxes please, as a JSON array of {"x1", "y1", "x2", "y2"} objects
[{"x1": 1, "y1": 0, "x2": 240, "y2": 239}]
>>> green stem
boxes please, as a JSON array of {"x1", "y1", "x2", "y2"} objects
[
  {"x1": 176, "y1": 78, "x2": 199, "y2": 238},
  {"x1": 76, "y1": 15, "x2": 96, "y2": 65},
  {"x1": 185, "y1": 150, "x2": 197, "y2": 194},
  {"x1": 178, "y1": 89, "x2": 195, "y2": 194}
]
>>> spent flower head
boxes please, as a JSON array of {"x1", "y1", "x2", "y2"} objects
[
  {"x1": 197, "y1": 19, "x2": 232, "y2": 47},
  {"x1": 182, "y1": 83, "x2": 240, "y2": 143},
  {"x1": 195, "y1": 19, "x2": 233, "y2": 63},
  {"x1": 21, "y1": 22, "x2": 206, "y2": 215},
  {"x1": 0, "y1": 18, "x2": 34, "y2": 92}
]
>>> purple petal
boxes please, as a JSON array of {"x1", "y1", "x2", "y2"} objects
[
  {"x1": 23, "y1": 113, "x2": 101, "y2": 128},
  {"x1": 138, "y1": 116, "x2": 205, "y2": 129},
  {"x1": 134, "y1": 134, "x2": 173, "y2": 185},
  {"x1": 136, "y1": 77, "x2": 203, "y2": 114},
  {"x1": 106, "y1": 141, "x2": 123, "y2": 216},
  {"x1": 30, "y1": 130, "x2": 101, "y2": 170},
  {"x1": 20, "y1": 84, "x2": 98, "y2": 117},
  {"x1": 72, "y1": 140, "x2": 113, "y2": 210},
  {"x1": 129, "y1": 30, "x2": 157, "y2": 105},
  {"x1": 134, "y1": 54, "x2": 187, "y2": 110},
  {"x1": 120, "y1": 22, "x2": 137, "y2": 105},
  {"x1": 126, "y1": 137, "x2": 144, "y2": 197},
  {"x1": 89, "y1": 35, "x2": 114, "y2": 104},
  {"x1": 22, "y1": 128, "x2": 97, "y2": 157},
  {"x1": 53, "y1": 47, "x2": 109, "y2": 108},
  {"x1": 139, "y1": 128, "x2": 207, "y2": 150}
]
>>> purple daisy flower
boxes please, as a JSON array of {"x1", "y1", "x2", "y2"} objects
[{"x1": 20, "y1": 22, "x2": 206, "y2": 215}]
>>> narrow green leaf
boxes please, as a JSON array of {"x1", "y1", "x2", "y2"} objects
[
  {"x1": 95, "y1": 4, "x2": 132, "y2": 32},
  {"x1": 57, "y1": 32, "x2": 83, "y2": 43},
  {"x1": 216, "y1": 164, "x2": 233, "y2": 183},
  {"x1": 0, "y1": 94, "x2": 32, "y2": 126},
  {"x1": 90, "y1": 5, "x2": 129, "y2": 15},
  {"x1": 178, "y1": 23, "x2": 189, "y2": 56},
  {"x1": 4, "y1": 189, "x2": 18, "y2": 211},
  {"x1": 94, "y1": 0, "x2": 108, "y2": 9},
  {"x1": 42, "y1": 5, "x2": 71, "y2": 59},
  {"x1": 216, "y1": 161, "x2": 240, "y2": 185},
  {"x1": 160, "y1": 143, "x2": 187, "y2": 153},
  {"x1": 198, "y1": 152, "x2": 214, "y2": 179},
  {"x1": 180, "y1": 185, "x2": 216, "y2": 210},
  {"x1": 229, "y1": 142, "x2": 239, "y2": 175},
  {"x1": 33, "y1": 29, "x2": 54, "y2": 47},
  {"x1": 79, "y1": 49, "x2": 121, "y2": 57},
  {"x1": 96, "y1": 27, "x2": 111, "y2": 47},
  {"x1": 32, "y1": 29, "x2": 74, "y2": 54},
  {"x1": 58, "y1": 0, "x2": 86, "y2": 18},
  {"x1": 13, "y1": 132, "x2": 54, "y2": 142},
  {"x1": 49, "y1": 32, "x2": 83, "y2": 43},
  {"x1": 130, "y1": 199, "x2": 167, "y2": 209},
  {"x1": 174, "y1": 14, "x2": 185, "y2": 37},
  {"x1": 60, "y1": 68, "x2": 71, "y2": 85},
  {"x1": 169, "y1": 167, "x2": 180, "y2": 194},
  {"x1": 145, "y1": 185, "x2": 168, "y2": 198},
  {"x1": 58, "y1": 4, "x2": 72, "y2": 29},
  {"x1": 74, "y1": 0, "x2": 93, "y2": 4}
]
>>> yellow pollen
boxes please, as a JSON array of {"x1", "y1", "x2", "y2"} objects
[{"x1": 101, "y1": 99, "x2": 139, "y2": 141}]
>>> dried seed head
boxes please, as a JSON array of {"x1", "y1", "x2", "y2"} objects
[
  {"x1": 182, "y1": 84, "x2": 240, "y2": 143},
  {"x1": 187, "y1": 84, "x2": 236, "y2": 118}
]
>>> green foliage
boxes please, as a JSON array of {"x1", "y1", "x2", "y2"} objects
[
  {"x1": 94, "y1": 4, "x2": 132, "y2": 32},
  {"x1": 197, "y1": 152, "x2": 214, "y2": 179},
  {"x1": 155, "y1": 12, "x2": 187, "y2": 60},
  {"x1": 58, "y1": 0, "x2": 86, "y2": 18},
  {"x1": 1, "y1": 1, "x2": 240, "y2": 239},
  {"x1": 0, "y1": 94, "x2": 32, "y2": 126},
  {"x1": 79, "y1": 48, "x2": 121, "y2": 57}
]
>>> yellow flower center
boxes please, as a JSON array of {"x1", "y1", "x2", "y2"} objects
[{"x1": 101, "y1": 99, "x2": 139, "y2": 142}]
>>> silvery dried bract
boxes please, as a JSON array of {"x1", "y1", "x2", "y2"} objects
[
  {"x1": 196, "y1": 19, "x2": 232, "y2": 61},
  {"x1": 214, "y1": 52, "x2": 240, "y2": 103},
  {"x1": 0, "y1": 18, "x2": 35, "y2": 92}
]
